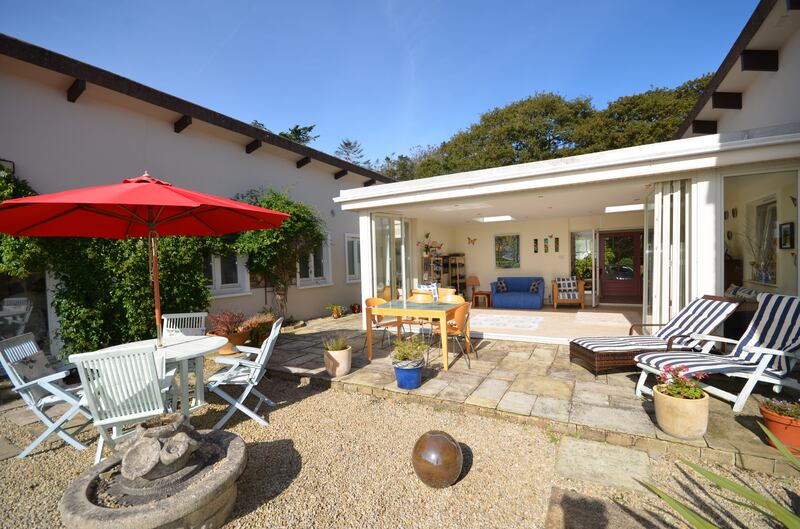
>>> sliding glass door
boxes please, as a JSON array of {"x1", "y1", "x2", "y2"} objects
[{"x1": 371, "y1": 215, "x2": 412, "y2": 300}]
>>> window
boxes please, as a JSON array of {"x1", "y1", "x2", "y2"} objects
[
  {"x1": 203, "y1": 253, "x2": 250, "y2": 297},
  {"x1": 345, "y1": 234, "x2": 360, "y2": 283},
  {"x1": 297, "y1": 234, "x2": 332, "y2": 288}
]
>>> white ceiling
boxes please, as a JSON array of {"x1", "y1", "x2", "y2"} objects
[{"x1": 387, "y1": 178, "x2": 652, "y2": 223}]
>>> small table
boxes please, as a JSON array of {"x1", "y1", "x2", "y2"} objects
[
  {"x1": 366, "y1": 300, "x2": 470, "y2": 371},
  {"x1": 472, "y1": 291, "x2": 491, "y2": 308},
  {"x1": 106, "y1": 335, "x2": 228, "y2": 417}
]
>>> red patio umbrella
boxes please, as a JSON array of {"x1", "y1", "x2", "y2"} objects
[{"x1": 0, "y1": 172, "x2": 290, "y2": 345}]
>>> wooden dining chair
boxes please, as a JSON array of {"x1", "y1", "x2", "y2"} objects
[
  {"x1": 403, "y1": 293, "x2": 435, "y2": 341},
  {"x1": 431, "y1": 302, "x2": 473, "y2": 367},
  {"x1": 441, "y1": 294, "x2": 465, "y2": 304},
  {"x1": 438, "y1": 287, "x2": 457, "y2": 298},
  {"x1": 361, "y1": 297, "x2": 401, "y2": 352}
]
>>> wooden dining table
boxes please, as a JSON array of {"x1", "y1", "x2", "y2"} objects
[{"x1": 365, "y1": 300, "x2": 470, "y2": 371}]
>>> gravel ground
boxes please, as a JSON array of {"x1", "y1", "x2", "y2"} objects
[{"x1": 1, "y1": 377, "x2": 798, "y2": 529}]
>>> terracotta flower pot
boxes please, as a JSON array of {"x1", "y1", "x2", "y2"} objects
[
  {"x1": 653, "y1": 385, "x2": 709, "y2": 440},
  {"x1": 324, "y1": 346, "x2": 352, "y2": 377},
  {"x1": 208, "y1": 329, "x2": 249, "y2": 355},
  {"x1": 759, "y1": 405, "x2": 800, "y2": 455}
]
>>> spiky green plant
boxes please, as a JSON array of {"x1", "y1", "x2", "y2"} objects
[{"x1": 646, "y1": 422, "x2": 800, "y2": 529}]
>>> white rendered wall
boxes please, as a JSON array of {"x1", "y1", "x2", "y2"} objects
[{"x1": 0, "y1": 55, "x2": 362, "y2": 322}]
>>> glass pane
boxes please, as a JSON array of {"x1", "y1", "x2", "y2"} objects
[
  {"x1": 220, "y1": 254, "x2": 239, "y2": 285},
  {"x1": 373, "y1": 216, "x2": 392, "y2": 299},
  {"x1": 644, "y1": 191, "x2": 655, "y2": 323},
  {"x1": 0, "y1": 273, "x2": 48, "y2": 350},
  {"x1": 347, "y1": 238, "x2": 359, "y2": 277},
  {"x1": 604, "y1": 236, "x2": 635, "y2": 280},
  {"x1": 724, "y1": 171, "x2": 796, "y2": 295},
  {"x1": 313, "y1": 243, "x2": 324, "y2": 279},
  {"x1": 202, "y1": 253, "x2": 213, "y2": 286},
  {"x1": 298, "y1": 254, "x2": 310, "y2": 279}
]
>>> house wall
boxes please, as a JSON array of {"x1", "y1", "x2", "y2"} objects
[
  {"x1": 0, "y1": 55, "x2": 363, "y2": 324},
  {"x1": 717, "y1": 29, "x2": 800, "y2": 135}
]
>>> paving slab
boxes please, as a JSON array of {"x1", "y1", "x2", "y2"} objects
[
  {"x1": 548, "y1": 366, "x2": 597, "y2": 383},
  {"x1": 544, "y1": 487, "x2": 645, "y2": 529},
  {"x1": 497, "y1": 391, "x2": 537, "y2": 416},
  {"x1": 410, "y1": 377, "x2": 450, "y2": 398},
  {"x1": 487, "y1": 368, "x2": 517, "y2": 381},
  {"x1": 704, "y1": 411, "x2": 777, "y2": 458},
  {"x1": 570, "y1": 402, "x2": 656, "y2": 437},
  {"x1": 574, "y1": 380, "x2": 637, "y2": 399},
  {"x1": 341, "y1": 369, "x2": 394, "y2": 389},
  {"x1": 0, "y1": 436, "x2": 20, "y2": 461},
  {"x1": 572, "y1": 391, "x2": 610, "y2": 406},
  {"x1": 532, "y1": 397, "x2": 571, "y2": 422},
  {"x1": 464, "y1": 378, "x2": 511, "y2": 408},
  {"x1": 437, "y1": 374, "x2": 485, "y2": 403},
  {"x1": 555, "y1": 437, "x2": 651, "y2": 491},
  {"x1": 510, "y1": 374, "x2": 573, "y2": 400}
]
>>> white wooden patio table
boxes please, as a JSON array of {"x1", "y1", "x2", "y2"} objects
[{"x1": 102, "y1": 335, "x2": 228, "y2": 418}]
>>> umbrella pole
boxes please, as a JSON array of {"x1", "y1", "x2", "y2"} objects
[{"x1": 149, "y1": 231, "x2": 163, "y2": 347}]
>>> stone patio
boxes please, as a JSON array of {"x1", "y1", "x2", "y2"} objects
[{"x1": 267, "y1": 314, "x2": 800, "y2": 478}]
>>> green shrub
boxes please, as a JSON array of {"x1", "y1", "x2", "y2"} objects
[{"x1": 392, "y1": 336, "x2": 427, "y2": 362}]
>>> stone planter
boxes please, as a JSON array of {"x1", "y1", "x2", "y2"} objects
[
  {"x1": 324, "y1": 346, "x2": 352, "y2": 377},
  {"x1": 760, "y1": 405, "x2": 800, "y2": 455},
  {"x1": 207, "y1": 329, "x2": 249, "y2": 355},
  {"x1": 653, "y1": 385, "x2": 709, "y2": 440}
]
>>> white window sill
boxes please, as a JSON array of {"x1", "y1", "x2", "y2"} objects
[
  {"x1": 346, "y1": 278, "x2": 361, "y2": 284},
  {"x1": 296, "y1": 281, "x2": 334, "y2": 290},
  {"x1": 210, "y1": 290, "x2": 253, "y2": 300}
]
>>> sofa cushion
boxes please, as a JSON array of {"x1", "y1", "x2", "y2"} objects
[
  {"x1": 530, "y1": 280, "x2": 540, "y2": 294},
  {"x1": 496, "y1": 279, "x2": 508, "y2": 293}
]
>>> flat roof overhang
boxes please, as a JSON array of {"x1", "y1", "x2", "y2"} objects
[{"x1": 334, "y1": 127, "x2": 800, "y2": 212}]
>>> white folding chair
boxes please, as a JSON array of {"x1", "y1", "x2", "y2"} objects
[
  {"x1": 70, "y1": 344, "x2": 176, "y2": 462},
  {"x1": 1, "y1": 297, "x2": 33, "y2": 336},
  {"x1": 208, "y1": 318, "x2": 283, "y2": 430},
  {"x1": 0, "y1": 333, "x2": 92, "y2": 458},
  {"x1": 162, "y1": 312, "x2": 208, "y2": 338},
  {"x1": 636, "y1": 293, "x2": 800, "y2": 412}
]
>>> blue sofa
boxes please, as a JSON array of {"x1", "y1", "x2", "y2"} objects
[{"x1": 490, "y1": 276, "x2": 544, "y2": 310}]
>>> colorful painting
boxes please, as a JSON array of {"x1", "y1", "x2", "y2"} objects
[
  {"x1": 533, "y1": 238, "x2": 538, "y2": 253},
  {"x1": 495, "y1": 234, "x2": 520, "y2": 268},
  {"x1": 544, "y1": 237, "x2": 549, "y2": 253}
]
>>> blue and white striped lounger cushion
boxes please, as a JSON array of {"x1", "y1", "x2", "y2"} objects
[
  {"x1": 636, "y1": 293, "x2": 800, "y2": 378},
  {"x1": 572, "y1": 296, "x2": 739, "y2": 353}
]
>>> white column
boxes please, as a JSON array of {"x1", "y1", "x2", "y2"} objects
[
  {"x1": 358, "y1": 213, "x2": 372, "y2": 330},
  {"x1": 691, "y1": 173, "x2": 722, "y2": 298}
]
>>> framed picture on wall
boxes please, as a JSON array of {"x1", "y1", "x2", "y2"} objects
[
  {"x1": 543, "y1": 237, "x2": 549, "y2": 253},
  {"x1": 780, "y1": 222, "x2": 795, "y2": 249},
  {"x1": 533, "y1": 238, "x2": 538, "y2": 253},
  {"x1": 495, "y1": 234, "x2": 520, "y2": 268}
]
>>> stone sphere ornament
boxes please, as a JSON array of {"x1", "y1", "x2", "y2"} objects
[{"x1": 411, "y1": 430, "x2": 463, "y2": 488}]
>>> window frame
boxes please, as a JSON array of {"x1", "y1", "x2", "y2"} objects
[
  {"x1": 205, "y1": 253, "x2": 251, "y2": 298},
  {"x1": 345, "y1": 233, "x2": 361, "y2": 284},
  {"x1": 296, "y1": 233, "x2": 333, "y2": 289}
]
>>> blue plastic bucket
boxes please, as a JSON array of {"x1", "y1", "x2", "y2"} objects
[{"x1": 394, "y1": 365, "x2": 423, "y2": 389}]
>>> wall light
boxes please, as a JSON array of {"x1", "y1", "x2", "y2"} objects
[
  {"x1": 604, "y1": 204, "x2": 644, "y2": 213},
  {"x1": 475, "y1": 215, "x2": 515, "y2": 223}
]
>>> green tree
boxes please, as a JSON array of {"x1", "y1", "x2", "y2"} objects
[
  {"x1": 335, "y1": 138, "x2": 365, "y2": 165},
  {"x1": 415, "y1": 93, "x2": 594, "y2": 178},
  {"x1": 0, "y1": 167, "x2": 47, "y2": 278},
  {"x1": 279, "y1": 124, "x2": 319, "y2": 145},
  {"x1": 235, "y1": 189, "x2": 325, "y2": 317},
  {"x1": 573, "y1": 74, "x2": 712, "y2": 152}
]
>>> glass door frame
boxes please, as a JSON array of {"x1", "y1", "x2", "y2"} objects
[{"x1": 370, "y1": 213, "x2": 412, "y2": 300}]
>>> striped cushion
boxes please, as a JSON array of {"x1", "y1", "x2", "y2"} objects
[
  {"x1": 417, "y1": 283, "x2": 439, "y2": 301},
  {"x1": 730, "y1": 293, "x2": 800, "y2": 374},
  {"x1": 635, "y1": 351, "x2": 786, "y2": 379},
  {"x1": 572, "y1": 335, "x2": 684, "y2": 353},
  {"x1": 653, "y1": 296, "x2": 739, "y2": 349}
]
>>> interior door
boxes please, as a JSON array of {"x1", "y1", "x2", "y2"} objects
[{"x1": 599, "y1": 231, "x2": 643, "y2": 303}]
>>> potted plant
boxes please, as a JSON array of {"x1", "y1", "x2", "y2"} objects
[
  {"x1": 239, "y1": 310, "x2": 275, "y2": 344},
  {"x1": 325, "y1": 303, "x2": 345, "y2": 319},
  {"x1": 653, "y1": 365, "x2": 709, "y2": 440},
  {"x1": 323, "y1": 334, "x2": 352, "y2": 377},
  {"x1": 207, "y1": 311, "x2": 248, "y2": 355},
  {"x1": 391, "y1": 336, "x2": 427, "y2": 390},
  {"x1": 759, "y1": 399, "x2": 800, "y2": 455}
]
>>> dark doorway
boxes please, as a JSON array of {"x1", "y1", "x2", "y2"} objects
[{"x1": 599, "y1": 231, "x2": 643, "y2": 304}]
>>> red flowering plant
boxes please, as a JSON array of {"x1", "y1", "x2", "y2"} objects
[{"x1": 656, "y1": 365, "x2": 707, "y2": 400}]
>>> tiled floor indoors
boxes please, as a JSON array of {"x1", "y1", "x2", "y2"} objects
[{"x1": 268, "y1": 313, "x2": 799, "y2": 478}]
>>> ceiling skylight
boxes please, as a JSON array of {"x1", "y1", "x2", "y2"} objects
[
  {"x1": 475, "y1": 215, "x2": 515, "y2": 223},
  {"x1": 604, "y1": 204, "x2": 644, "y2": 213}
]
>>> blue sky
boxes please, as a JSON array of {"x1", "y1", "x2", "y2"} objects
[{"x1": 3, "y1": 1, "x2": 755, "y2": 163}]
